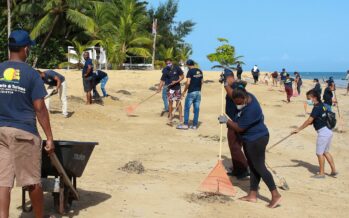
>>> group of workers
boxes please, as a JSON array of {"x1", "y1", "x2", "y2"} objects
[
  {"x1": 157, "y1": 58, "x2": 204, "y2": 130},
  {"x1": 0, "y1": 30, "x2": 109, "y2": 218},
  {"x1": 0, "y1": 29, "x2": 346, "y2": 217}
]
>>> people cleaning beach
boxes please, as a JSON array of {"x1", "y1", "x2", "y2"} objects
[
  {"x1": 222, "y1": 72, "x2": 250, "y2": 179},
  {"x1": 177, "y1": 60, "x2": 203, "y2": 130},
  {"x1": 157, "y1": 58, "x2": 184, "y2": 125},
  {"x1": 38, "y1": 70, "x2": 68, "y2": 118},
  {"x1": 251, "y1": 65, "x2": 260, "y2": 84},
  {"x1": 0, "y1": 30, "x2": 55, "y2": 218},
  {"x1": 292, "y1": 89, "x2": 337, "y2": 178},
  {"x1": 284, "y1": 74, "x2": 294, "y2": 102},
  {"x1": 82, "y1": 52, "x2": 94, "y2": 105},
  {"x1": 218, "y1": 81, "x2": 281, "y2": 208},
  {"x1": 323, "y1": 82, "x2": 336, "y2": 112}
]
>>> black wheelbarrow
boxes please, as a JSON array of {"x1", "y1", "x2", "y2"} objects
[{"x1": 22, "y1": 140, "x2": 98, "y2": 214}]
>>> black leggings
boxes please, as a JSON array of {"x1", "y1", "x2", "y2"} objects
[
  {"x1": 253, "y1": 75, "x2": 259, "y2": 84},
  {"x1": 243, "y1": 135, "x2": 276, "y2": 191}
]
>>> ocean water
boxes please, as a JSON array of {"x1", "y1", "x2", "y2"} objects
[{"x1": 299, "y1": 72, "x2": 348, "y2": 88}]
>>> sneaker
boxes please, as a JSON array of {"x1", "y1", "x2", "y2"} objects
[
  {"x1": 189, "y1": 126, "x2": 198, "y2": 130},
  {"x1": 63, "y1": 114, "x2": 69, "y2": 118},
  {"x1": 176, "y1": 124, "x2": 189, "y2": 130}
]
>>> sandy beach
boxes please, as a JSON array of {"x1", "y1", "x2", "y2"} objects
[{"x1": 10, "y1": 70, "x2": 349, "y2": 218}]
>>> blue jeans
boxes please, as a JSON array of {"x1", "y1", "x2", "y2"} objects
[
  {"x1": 100, "y1": 76, "x2": 109, "y2": 97},
  {"x1": 184, "y1": 91, "x2": 201, "y2": 126},
  {"x1": 162, "y1": 86, "x2": 169, "y2": 111}
]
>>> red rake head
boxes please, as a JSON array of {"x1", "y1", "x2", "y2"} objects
[
  {"x1": 125, "y1": 104, "x2": 138, "y2": 116},
  {"x1": 198, "y1": 160, "x2": 236, "y2": 196}
]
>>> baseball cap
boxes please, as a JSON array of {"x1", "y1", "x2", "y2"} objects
[
  {"x1": 223, "y1": 68, "x2": 233, "y2": 77},
  {"x1": 8, "y1": 30, "x2": 36, "y2": 47},
  {"x1": 186, "y1": 59, "x2": 195, "y2": 66}
]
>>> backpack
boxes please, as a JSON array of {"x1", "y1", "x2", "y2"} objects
[{"x1": 321, "y1": 107, "x2": 337, "y2": 130}]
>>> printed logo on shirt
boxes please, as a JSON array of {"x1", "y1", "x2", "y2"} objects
[
  {"x1": 0, "y1": 68, "x2": 26, "y2": 94},
  {"x1": 0, "y1": 68, "x2": 21, "y2": 83}
]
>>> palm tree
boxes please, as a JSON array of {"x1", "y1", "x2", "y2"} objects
[
  {"x1": 112, "y1": 0, "x2": 152, "y2": 67},
  {"x1": 29, "y1": 0, "x2": 95, "y2": 66},
  {"x1": 60, "y1": 38, "x2": 100, "y2": 69},
  {"x1": 176, "y1": 44, "x2": 192, "y2": 64}
]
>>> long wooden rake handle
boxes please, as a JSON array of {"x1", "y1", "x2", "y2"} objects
[
  {"x1": 219, "y1": 83, "x2": 224, "y2": 160},
  {"x1": 138, "y1": 92, "x2": 158, "y2": 106},
  {"x1": 267, "y1": 134, "x2": 293, "y2": 152}
]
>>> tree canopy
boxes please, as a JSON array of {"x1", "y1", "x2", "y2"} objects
[{"x1": 0, "y1": 0, "x2": 195, "y2": 69}]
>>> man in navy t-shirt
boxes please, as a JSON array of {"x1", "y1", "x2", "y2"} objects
[
  {"x1": 280, "y1": 68, "x2": 287, "y2": 88},
  {"x1": 92, "y1": 70, "x2": 109, "y2": 97},
  {"x1": 159, "y1": 61, "x2": 173, "y2": 113},
  {"x1": 177, "y1": 59, "x2": 203, "y2": 130},
  {"x1": 38, "y1": 70, "x2": 68, "y2": 117},
  {"x1": 323, "y1": 82, "x2": 336, "y2": 112},
  {"x1": 157, "y1": 59, "x2": 184, "y2": 124},
  {"x1": 0, "y1": 30, "x2": 54, "y2": 218},
  {"x1": 82, "y1": 52, "x2": 93, "y2": 104}
]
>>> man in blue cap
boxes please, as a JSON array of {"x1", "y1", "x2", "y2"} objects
[{"x1": 0, "y1": 30, "x2": 55, "y2": 218}]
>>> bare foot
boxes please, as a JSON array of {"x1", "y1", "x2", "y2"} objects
[
  {"x1": 239, "y1": 195, "x2": 257, "y2": 203},
  {"x1": 267, "y1": 194, "x2": 282, "y2": 208}
]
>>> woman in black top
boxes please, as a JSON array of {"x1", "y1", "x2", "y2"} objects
[{"x1": 293, "y1": 89, "x2": 337, "y2": 178}]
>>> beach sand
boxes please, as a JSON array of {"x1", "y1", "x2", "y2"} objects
[{"x1": 10, "y1": 70, "x2": 349, "y2": 218}]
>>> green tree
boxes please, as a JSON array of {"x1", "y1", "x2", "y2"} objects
[
  {"x1": 148, "y1": 0, "x2": 195, "y2": 61},
  {"x1": 28, "y1": 0, "x2": 94, "y2": 66},
  {"x1": 207, "y1": 38, "x2": 244, "y2": 69}
]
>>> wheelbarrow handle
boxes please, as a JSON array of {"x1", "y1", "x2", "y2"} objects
[{"x1": 49, "y1": 153, "x2": 80, "y2": 200}]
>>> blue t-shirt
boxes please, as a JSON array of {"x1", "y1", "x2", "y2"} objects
[
  {"x1": 161, "y1": 65, "x2": 184, "y2": 90},
  {"x1": 43, "y1": 70, "x2": 65, "y2": 86},
  {"x1": 323, "y1": 87, "x2": 333, "y2": 106},
  {"x1": 0, "y1": 61, "x2": 47, "y2": 135},
  {"x1": 314, "y1": 83, "x2": 322, "y2": 96},
  {"x1": 161, "y1": 66, "x2": 172, "y2": 85},
  {"x1": 93, "y1": 70, "x2": 108, "y2": 83},
  {"x1": 187, "y1": 68, "x2": 203, "y2": 93},
  {"x1": 234, "y1": 93, "x2": 269, "y2": 142},
  {"x1": 83, "y1": 58, "x2": 93, "y2": 78},
  {"x1": 280, "y1": 72, "x2": 287, "y2": 81},
  {"x1": 310, "y1": 103, "x2": 328, "y2": 130}
]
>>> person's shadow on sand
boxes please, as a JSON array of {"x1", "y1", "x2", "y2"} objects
[
  {"x1": 221, "y1": 155, "x2": 271, "y2": 203},
  {"x1": 290, "y1": 159, "x2": 318, "y2": 174},
  {"x1": 19, "y1": 189, "x2": 111, "y2": 218}
]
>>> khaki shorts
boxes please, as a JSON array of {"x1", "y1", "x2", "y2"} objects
[{"x1": 0, "y1": 127, "x2": 42, "y2": 187}]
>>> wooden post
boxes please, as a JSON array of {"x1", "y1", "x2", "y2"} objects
[
  {"x1": 7, "y1": 0, "x2": 11, "y2": 59},
  {"x1": 151, "y1": 19, "x2": 157, "y2": 70}
]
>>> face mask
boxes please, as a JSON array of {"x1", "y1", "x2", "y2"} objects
[
  {"x1": 236, "y1": 104, "x2": 247, "y2": 110},
  {"x1": 306, "y1": 99, "x2": 313, "y2": 105},
  {"x1": 167, "y1": 63, "x2": 172, "y2": 67}
]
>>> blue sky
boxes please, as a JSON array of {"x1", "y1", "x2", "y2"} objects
[{"x1": 147, "y1": 0, "x2": 349, "y2": 72}]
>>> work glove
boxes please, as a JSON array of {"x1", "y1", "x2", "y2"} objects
[{"x1": 218, "y1": 115, "x2": 228, "y2": 124}]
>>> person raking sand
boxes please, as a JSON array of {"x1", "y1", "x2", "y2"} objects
[
  {"x1": 218, "y1": 80, "x2": 282, "y2": 208},
  {"x1": 292, "y1": 89, "x2": 338, "y2": 178}
]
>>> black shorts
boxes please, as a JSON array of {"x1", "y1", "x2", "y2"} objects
[{"x1": 83, "y1": 77, "x2": 93, "y2": 92}]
